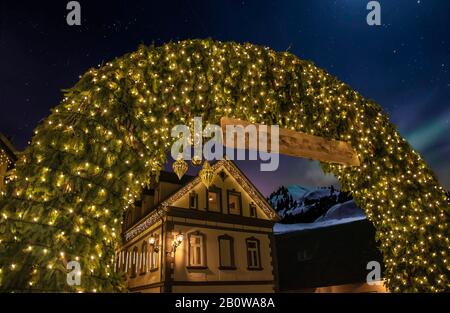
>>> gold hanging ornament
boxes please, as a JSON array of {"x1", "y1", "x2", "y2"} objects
[
  {"x1": 191, "y1": 155, "x2": 202, "y2": 166},
  {"x1": 63, "y1": 182, "x2": 73, "y2": 193},
  {"x1": 199, "y1": 161, "x2": 215, "y2": 189},
  {"x1": 172, "y1": 156, "x2": 189, "y2": 180}
]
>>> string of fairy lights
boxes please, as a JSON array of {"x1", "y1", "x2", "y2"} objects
[
  {"x1": 0, "y1": 39, "x2": 448, "y2": 292},
  {"x1": 0, "y1": 150, "x2": 10, "y2": 167}
]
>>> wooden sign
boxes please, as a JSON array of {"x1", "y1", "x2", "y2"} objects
[{"x1": 220, "y1": 117, "x2": 360, "y2": 167}]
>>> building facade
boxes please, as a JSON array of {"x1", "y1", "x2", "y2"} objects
[
  {"x1": 118, "y1": 160, "x2": 280, "y2": 293},
  {"x1": 276, "y1": 219, "x2": 388, "y2": 293},
  {"x1": 0, "y1": 133, "x2": 18, "y2": 193}
]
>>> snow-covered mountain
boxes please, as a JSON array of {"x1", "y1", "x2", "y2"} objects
[
  {"x1": 315, "y1": 200, "x2": 365, "y2": 222},
  {"x1": 268, "y1": 184, "x2": 366, "y2": 226}
]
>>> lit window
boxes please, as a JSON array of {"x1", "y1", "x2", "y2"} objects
[
  {"x1": 189, "y1": 192, "x2": 198, "y2": 209},
  {"x1": 227, "y1": 191, "x2": 242, "y2": 215},
  {"x1": 121, "y1": 250, "x2": 127, "y2": 272},
  {"x1": 140, "y1": 241, "x2": 147, "y2": 274},
  {"x1": 218, "y1": 235, "x2": 235, "y2": 269},
  {"x1": 188, "y1": 232, "x2": 206, "y2": 267},
  {"x1": 115, "y1": 254, "x2": 120, "y2": 272},
  {"x1": 249, "y1": 202, "x2": 257, "y2": 218},
  {"x1": 207, "y1": 188, "x2": 221, "y2": 212},
  {"x1": 246, "y1": 238, "x2": 261, "y2": 270},
  {"x1": 131, "y1": 246, "x2": 138, "y2": 278},
  {"x1": 150, "y1": 236, "x2": 159, "y2": 270}
]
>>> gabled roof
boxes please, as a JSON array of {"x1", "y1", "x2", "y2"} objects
[
  {"x1": 160, "y1": 159, "x2": 279, "y2": 221},
  {"x1": 141, "y1": 170, "x2": 195, "y2": 195},
  {"x1": 124, "y1": 159, "x2": 280, "y2": 242},
  {"x1": 156, "y1": 170, "x2": 195, "y2": 185}
]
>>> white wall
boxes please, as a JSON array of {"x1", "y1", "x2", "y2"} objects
[
  {"x1": 172, "y1": 224, "x2": 274, "y2": 284},
  {"x1": 122, "y1": 223, "x2": 163, "y2": 290}
]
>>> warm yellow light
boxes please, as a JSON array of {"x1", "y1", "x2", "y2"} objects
[{"x1": 175, "y1": 233, "x2": 183, "y2": 245}]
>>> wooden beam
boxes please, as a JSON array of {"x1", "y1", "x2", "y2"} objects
[{"x1": 220, "y1": 117, "x2": 360, "y2": 167}]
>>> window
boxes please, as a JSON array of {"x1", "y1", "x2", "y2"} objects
[
  {"x1": 140, "y1": 241, "x2": 147, "y2": 274},
  {"x1": 142, "y1": 195, "x2": 151, "y2": 214},
  {"x1": 227, "y1": 190, "x2": 242, "y2": 215},
  {"x1": 189, "y1": 192, "x2": 198, "y2": 209},
  {"x1": 115, "y1": 254, "x2": 120, "y2": 272},
  {"x1": 130, "y1": 246, "x2": 138, "y2": 277},
  {"x1": 249, "y1": 202, "x2": 257, "y2": 218},
  {"x1": 127, "y1": 250, "x2": 131, "y2": 273},
  {"x1": 218, "y1": 235, "x2": 235, "y2": 269},
  {"x1": 121, "y1": 250, "x2": 127, "y2": 272},
  {"x1": 150, "y1": 235, "x2": 159, "y2": 271},
  {"x1": 206, "y1": 187, "x2": 221, "y2": 212},
  {"x1": 188, "y1": 232, "x2": 207, "y2": 268},
  {"x1": 125, "y1": 211, "x2": 133, "y2": 230},
  {"x1": 135, "y1": 205, "x2": 142, "y2": 222},
  {"x1": 297, "y1": 249, "x2": 313, "y2": 262},
  {"x1": 246, "y1": 238, "x2": 262, "y2": 270}
]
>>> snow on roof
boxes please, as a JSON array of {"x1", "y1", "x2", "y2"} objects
[{"x1": 274, "y1": 216, "x2": 367, "y2": 234}]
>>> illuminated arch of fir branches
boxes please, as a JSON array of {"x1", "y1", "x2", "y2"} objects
[{"x1": 0, "y1": 39, "x2": 448, "y2": 292}]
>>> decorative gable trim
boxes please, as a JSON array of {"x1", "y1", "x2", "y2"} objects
[
  {"x1": 160, "y1": 160, "x2": 279, "y2": 221},
  {"x1": 123, "y1": 160, "x2": 279, "y2": 242},
  {"x1": 124, "y1": 209, "x2": 164, "y2": 242}
]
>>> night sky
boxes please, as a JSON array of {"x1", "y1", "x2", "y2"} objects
[{"x1": 1, "y1": 0, "x2": 449, "y2": 195}]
